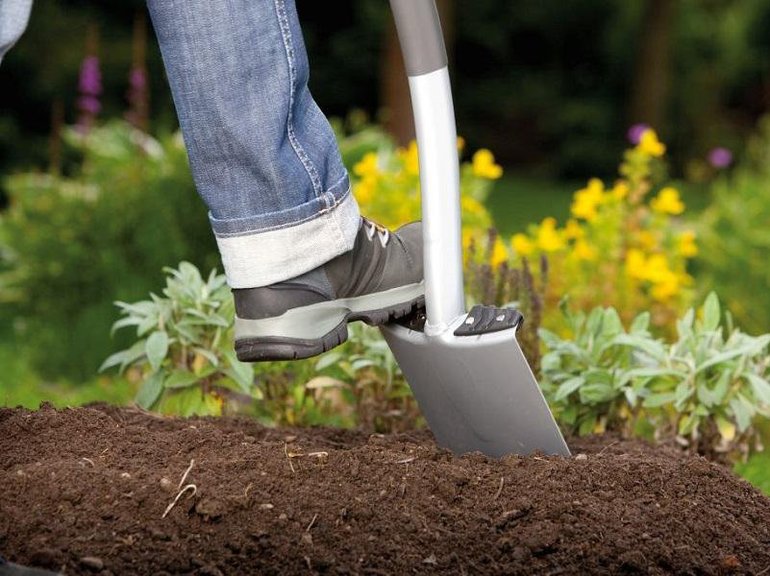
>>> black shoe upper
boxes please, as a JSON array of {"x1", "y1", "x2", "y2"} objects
[{"x1": 233, "y1": 219, "x2": 423, "y2": 320}]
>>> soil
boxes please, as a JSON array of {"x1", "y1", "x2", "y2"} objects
[{"x1": 1, "y1": 404, "x2": 769, "y2": 576}]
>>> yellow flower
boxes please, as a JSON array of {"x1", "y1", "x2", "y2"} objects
[
  {"x1": 574, "y1": 239, "x2": 597, "y2": 261},
  {"x1": 354, "y1": 177, "x2": 376, "y2": 205},
  {"x1": 570, "y1": 178, "x2": 604, "y2": 221},
  {"x1": 611, "y1": 181, "x2": 629, "y2": 200},
  {"x1": 457, "y1": 136, "x2": 466, "y2": 153},
  {"x1": 644, "y1": 254, "x2": 671, "y2": 283},
  {"x1": 536, "y1": 217, "x2": 565, "y2": 252},
  {"x1": 677, "y1": 230, "x2": 698, "y2": 257},
  {"x1": 637, "y1": 129, "x2": 666, "y2": 157},
  {"x1": 461, "y1": 196, "x2": 486, "y2": 217},
  {"x1": 625, "y1": 248, "x2": 647, "y2": 280},
  {"x1": 564, "y1": 218, "x2": 585, "y2": 240},
  {"x1": 491, "y1": 237, "x2": 508, "y2": 267},
  {"x1": 650, "y1": 187, "x2": 685, "y2": 215},
  {"x1": 512, "y1": 233, "x2": 535, "y2": 256},
  {"x1": 398, "y1": 141, "x2": 420, "y2": 176},
  {"x1": 637, "y1": 231, "x2": 658, "y2": 251},
  {"x1": 462, "y1": 229, "x2": 474, "y2": 252},
  {"x1": 651, "y1": 273, "x2": 680, "y2": 301},
  {"x1": 353, "y1": 152, "x2": 380, "y2": 179},
  {"x1": 471, "y1": 149, "x2": 503, "y2": 180}
]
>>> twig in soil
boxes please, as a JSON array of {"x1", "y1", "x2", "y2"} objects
[
  {"x1": 598, "y1": 440, "x2": 620, "y2": 456},
  {"x1": 80, "y1": 457, "x2": 95, "y2": 467},
  {"x1": 756, "y1": 565, "x2": 769, "y2": 576},
  {"x1": 284, "y1": 443, "x2": 296, "y2": 473},
  {"x1": 243, "y1": 483, "x2": 253, "y2": 499},
  {"x1": 396, "y1": 457, "x2": 417, "y2": 464},
  {"x1": 307, "y1": 451, "x2": 329, "y2": 459},
  {"x1": 493, "y1": 477, "x2": 505, "y2": 501},
  {"x1": 162, "y1": 484, "x2": 197, "y2": 518},
  {"x1": 306, "y1": 513, "x2": 318, "y2": 532},
  {"x1": 178, "y1": 459, "x2": 195, "y2": 489}
]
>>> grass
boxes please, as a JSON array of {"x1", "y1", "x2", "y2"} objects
[
  {"x1": 486, "y1": 173, "x2": 578, "y2": 235},
  {"x1": 487, "y1": 171, "x2": 713, "y2": 236},
  {"x1": 0, "y1": 339, "x2": 135, "y2": 409},
  {"x1": 736, "y1": 451, "x2": 770, "y2": 496}
]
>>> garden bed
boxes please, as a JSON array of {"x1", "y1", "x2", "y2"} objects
[{"x1": 1, "y1": 404, "x2": 769, "y2": 575}]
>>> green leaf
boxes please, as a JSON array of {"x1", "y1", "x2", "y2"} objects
[
  {"x1": 315, "y1": 351, "x2": 344, "y2": 371},
  {"x1": 145, "y1": 331, "x2": 169, "y2": 372},
  {"x1": 702, "y1": 292, "x2": 720, "y2": 332},
  {"x1": 579, "y1": 382, "x2": 615, "y2": 404},
  {"x1": 729, "y1": 395, "x2": 754, "y2": 432},
  {"x1": 99, "y1": 350, "x2": 129, "y2": 373},
  {"x1": 554, "y1": 377, "x2": 584, "y2": 401},
  {"x1": 560, "y1": 404, "x2": 578, "y2": 425},
  {"x1": 613, "y1": 334, "x2": 666, "y2": 361},
  {"x1": 110, "y1": 316, "x2": 141, "y2": 336},
  {"x1": 135, "y1": 371, "x2": 164, "y2": 409},
  {"x1": 674, "y1": 380, "x2": 693, "y2": 409},
  {"x1": 715, "y1": 416, "x2": 736, "y2": 442},
  {"x1": 192, "y1": 347, "x2": 220, "y2": 368},
  {"x1": 223, "y1": 350, "x2": 254, "y2": 393},
  {"x1": 696, "y1": 346, "x2": 755, "y2": 373},
  {"x1": 678, "y1": 413, "x2": 698, "y2": 436},
  {"x1": 578, "y1": 417, "x2": 596, "y2": 436},
  {"x1": 158, "y1": 386, "x2": 206, "y2": 417},
  {"x1": 164, "y1": 370, "x2": 201, "y2": 389},
  {"x1": 202, "y1": 393, "x2": 223, "y2": 416},
  {"x1": 629, "y1": 312, "x2": 650, "y2": 334},
  {"x1": 745, "y1": 373, "x2": 770, "y2": 406},
  {"x1": 99, "y1": 339, "x2": 146, "y2": 373},
  {"x1": 602, "y1": 308, "x2": 623, "y2": 337},
  {"x1": 643, "y1": 391, "x2": 677, "y2": 408}
]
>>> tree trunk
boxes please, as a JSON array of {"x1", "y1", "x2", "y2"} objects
[
  {"x1": 628, "y1": 0, "x2": 676, "y2": 131},
  {"x1": 380, "y1": 0, "x2": 454, "y2": 146}
]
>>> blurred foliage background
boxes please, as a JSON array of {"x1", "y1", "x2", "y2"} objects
[{"x1": 2, "y1": 0, "x2": 770, "y2": 491}]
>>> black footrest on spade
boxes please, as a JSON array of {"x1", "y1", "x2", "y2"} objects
[{"x1": 453, "y1": 305, "x2": 524, "y2": 336}]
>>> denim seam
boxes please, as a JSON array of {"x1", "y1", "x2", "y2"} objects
[
  {"x1": 213, "y1": 183, "x2": 352, "y2": 238},
  {"x1": 274, "y1": 0, "x2": 324, "y2": 200}
]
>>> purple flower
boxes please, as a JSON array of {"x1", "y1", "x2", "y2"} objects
[
  {"x1": 78, "y1": 56, "x2": 102, "y2": 96},
  {"x1": 708, "y1": 147, "x2": 733, "y2": 169},
  {"x1": 129, "y1": 67, "x2": 146, "y2": 91},
  {"x1": 76, "y1": 55, "x2": 102, "y2": 134},
  {"x1": 77, "y1": 95, "x2": 102, "y2": 115},
  {"x1": 627, "y1": 123, "x2": 650, "y2": 145}
]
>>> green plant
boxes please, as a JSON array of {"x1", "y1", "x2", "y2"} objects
[
  {"x1": 101, "y1": 262, "x2": 259, "y2": 416},
  {"x1": 465, "y1": 229, "x2": 547, "y2": 375},
  {"x1": 541, "y1": 293, "x2": 770, "y2": 461},
  {"x1": 0, "y1": 122, "x2": 218, "y2": 381},
  {"x1": 510, "y1": 129, "x2": 698, "y2": 334},
  {"x1": 644, "y1": 294, "x2": 770, "y2": 460},
  {"x1": 540, "y1": 301, "x2": 654, "y2": 437},
  {"x1": 314, "y1": 323, "x2": 422, "y2": 433},
  {"x1": 697, "y1": 116, "x2": 770, "y2": 334}
]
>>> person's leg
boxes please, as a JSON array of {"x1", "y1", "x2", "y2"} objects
[
  {"x1": 147, "y1": 0, "x2": 359, "y2": 290},
  {"x1": 0, "y1": 0, "x2": 33, "y2": 64},
  {"x1": 147, "y1": 0, "x2": 424, "y2": 360}
]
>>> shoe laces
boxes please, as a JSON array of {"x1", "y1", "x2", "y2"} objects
[{"x1": 364, "y1": 218, "x2": 390, "y2": 248}]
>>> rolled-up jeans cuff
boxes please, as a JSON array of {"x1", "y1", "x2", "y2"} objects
[{"x1": 213, "y1": 187, "x2": 361, "y2": 288}]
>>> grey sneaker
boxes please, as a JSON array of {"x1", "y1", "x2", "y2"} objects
[{"x1": 233, "y1": 218, "x2": 424, "y2": 361}]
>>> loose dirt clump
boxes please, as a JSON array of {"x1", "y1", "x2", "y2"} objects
[{"x1": 1, "y1": 404, "x2": 769, "y2": 575}]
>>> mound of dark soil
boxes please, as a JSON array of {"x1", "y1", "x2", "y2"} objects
[{"x1": 1, "y1": 404, "x2": 769, "y2": 575}]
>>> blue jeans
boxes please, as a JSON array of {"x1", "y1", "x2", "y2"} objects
[
  {"x1": 0, "y1": 0, "x2": 31, "y2": 64},
  {"x1": 2, "y1": 0, "x2": 361, "y2": 289}
]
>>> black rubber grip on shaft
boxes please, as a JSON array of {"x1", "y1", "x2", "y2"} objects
[{"x1": 389, "y1": 0, "x2": 448, "y2": 76}]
